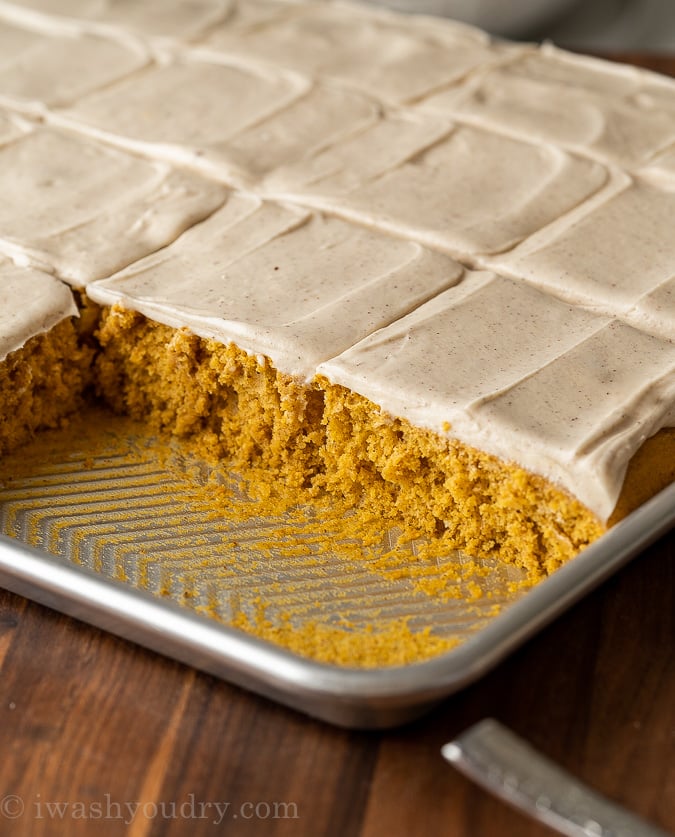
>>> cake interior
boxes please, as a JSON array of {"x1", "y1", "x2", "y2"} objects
[
  {"x1": 1, "y1": 294, "x2": 673, "y2": 579},
  {"x1": 0, "y1": 317, "x2": 93, "y2": 458}
]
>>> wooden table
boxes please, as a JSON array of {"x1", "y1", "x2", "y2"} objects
[{"x1": 1, "y1": 54, "x2": 674, "y2": 837}]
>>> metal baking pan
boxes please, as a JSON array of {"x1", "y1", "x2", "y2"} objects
[{"x1": 0, "y1": 410, "x2": 673, "y2": 729}]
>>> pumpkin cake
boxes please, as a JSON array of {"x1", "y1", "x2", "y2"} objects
[{"x1": 0, "y1": 0, "x2": 672, "y2": 578}]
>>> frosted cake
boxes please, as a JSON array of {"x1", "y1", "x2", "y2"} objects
[{"x1": 0, "y1": 0, "x2": 673, "y2": 576}]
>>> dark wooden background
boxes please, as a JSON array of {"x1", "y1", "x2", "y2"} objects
[{"x1": 0, "y1": 55, "x2": 673, "y2": 837}]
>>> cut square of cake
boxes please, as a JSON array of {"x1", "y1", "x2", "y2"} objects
[
  {"x1": 0, "y1": 260, "x2": 92, "y2": 455},
  {"x1": 86, "y1": 194, "x2": 466, "y2": 489},
  {"x1": 0, "y1": 11, "x2": 147, "y2": 115},
  {"x1": 0, "y1": 123, "x2": 227, "y2": 284},
  {"x1": 87, "y1": 194, "x2": 464, "y2": 378}
]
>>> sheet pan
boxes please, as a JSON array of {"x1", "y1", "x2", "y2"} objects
[{"x1": 0, "y1": 413, "x2": 672, "y2": 729}]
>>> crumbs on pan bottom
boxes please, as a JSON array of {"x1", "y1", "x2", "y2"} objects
[{"x1": 0, "y1": 404, "x2": 533, "y2": 668}]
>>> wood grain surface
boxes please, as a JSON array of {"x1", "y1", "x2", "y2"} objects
[{"x1": 0, "y1": 54, "x2": 674, "y2": 837}]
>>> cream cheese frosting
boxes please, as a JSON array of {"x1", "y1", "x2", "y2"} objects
[
  {"x1": 627, "y1": 278, "x2": 675, "y2": 341},
  {"x1": 51, "y1": 50, "x2": 380, "y2": 188},
  {"x1": 0, "y1": 105, "x2": 29, "y2": 145},
  {"x1": 0, "y1": 13, "x2": 147, "y2": 115},
  {"x1": 264, "y1": 115, "x2": 610, "y2": 259},
  {"x1": 0, "y1": 259, "x2": 78, "y2": 361},
  {"x1": 203, "y1": 0, "x2": 503, "y2": 105},
  {"x1": 0, "y1": 126, "x2": 227, "y2": 285},
  {"x1": 0, "y1": 0, "x2": 231, "y2": 43},
  {"x1": 646, "y1": 142, "x2": 675, "y2": 182},
  {"x1": 317, "y1": 272, "x2": 675, "y2": 520},
  {"x1": 418, "y1": 43, "x2": 675, "y2": 169},
  {"x1": 218, "y1": 0, "x2": 321, "y2": 33},
  {"x1": 87, "y1": 193, "x2": 465, "y2": 379},
  {"x1": 488, "y1": 174, "x2": 675, "y2": 337}
]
